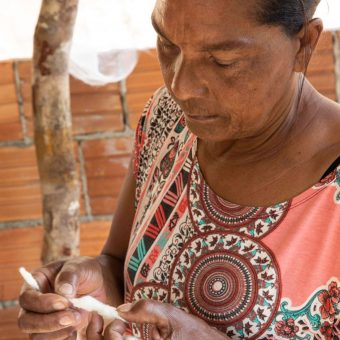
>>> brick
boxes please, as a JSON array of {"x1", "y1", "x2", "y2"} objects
[
  {"x1": 0, "y1": 61, "x2": 14, "y2": 85},
  {"x1": 126, "y1": 50, "x2": 164, "y2": 130},
  {"x1": 316, "y1": 31, "x2": 334, "y2": 52},
  {"x1": 0, "y1": 101, "x2": 22, "y2": 141},
  {"x1": 0, "y1": 145, "x2": 85, "y2": 222},
  {"x1": 0, "y1": 166, "x2": 38, "y2": 188},
  {"x1": 18, "y1": 60, "x2": 125, "y2": 136},
  {"x1": 87, "y1": 177, "x2": 123, "y2": 197},
  {"x1": 0, "y1": 122, "x2": 22, "y2": 141},
  {"x1": 71, "y1": 93, "x2": 122, "y2": 116},
  {"x1": 0, "y1": 221, "x2": 111, "y2": 302},
  {"x1": 0, "y1": 83, "x2": 17, "y2": 106},
  {"x1": 82, "y1": 138, "x2": 133, "y2": 215},
  {"x1": 85, "y1": 157, "x2": 130, "y2": 179},
  {"x1": 70, "y1": 76, "x2": 121, "y2": 95},
  {"x1": 91, "y1": 196, "x2": 119, "y2": 215},
  {"x1": 309, "y1": 50, "x2": 335, "y2": 73},
  {"x1": 0, "y1": 146, "x2": 37, "y2": 170},
  {"x1": 72, "y1": 113, "x2": 124, "y2": 135},
  {"x1": 0, "y1": 307, "x2": 25, "y2": 340},
  {"x1": 0, "y1": 103, "x2": 20, "y2": 124},
  {"x1": 308, "y1": 71, "x2": 336, "y2": 92},
  {"x1": 82, "y1": 137, "x2": 133, "y2": 159}
]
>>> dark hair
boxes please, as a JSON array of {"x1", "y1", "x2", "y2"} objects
[{"x1": 256, "y1": 0, "x2": 321, "y2": 37}]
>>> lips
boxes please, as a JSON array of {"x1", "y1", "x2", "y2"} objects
[{"x1": 185, "y1": 113, "x2": 220, "y2": 121}]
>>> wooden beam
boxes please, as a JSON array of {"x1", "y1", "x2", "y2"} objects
[{"x1": 32, "y1": 0, "x2": 80, "y2": 263}]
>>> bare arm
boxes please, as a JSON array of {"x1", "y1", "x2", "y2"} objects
[{"x1": 98, "y1": 158, "x2": 137, "y2": 305}]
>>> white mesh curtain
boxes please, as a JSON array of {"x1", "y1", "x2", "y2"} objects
[
  {"x1": 0, "y1": 0, "x2": 157, "y2": 85},
  {"x1": 0, "y1": 0, "x2": 338, "y2": 85}
]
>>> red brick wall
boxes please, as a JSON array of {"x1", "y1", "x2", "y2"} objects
[{"x1": 0, "y1": 31, "x2": 338, "y2": 338}]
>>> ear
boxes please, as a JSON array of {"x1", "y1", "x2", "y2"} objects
[{"x1": 294, "y1": 18, "x2": 323, "y2": 73}]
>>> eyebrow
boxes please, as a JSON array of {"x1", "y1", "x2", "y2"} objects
[{"x1": 151, "y1": 16, "x2": 252, "y2": 52}]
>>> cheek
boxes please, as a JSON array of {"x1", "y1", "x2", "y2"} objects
[
  {"x1": 157, "y1": 49, "x2": 176, "y2": 88},
  {"x1": 221, "y1": 54, "x2": 294, "y2": 114}
]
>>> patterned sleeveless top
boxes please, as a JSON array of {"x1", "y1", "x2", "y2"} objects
[{"x1": 124, "y1": 88, "x2": 340, "y2": 339}]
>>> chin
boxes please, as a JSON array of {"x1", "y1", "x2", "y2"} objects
[{"x1": 186, "y1": 121, "x2": 236, "y2": 142}]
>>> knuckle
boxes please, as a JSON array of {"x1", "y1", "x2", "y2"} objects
[{"x1": 138, "y1": 299, "x2": 153, "y2": 312}]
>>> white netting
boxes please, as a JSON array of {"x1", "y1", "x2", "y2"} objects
[
  {"x1": 0, "y1": 0, "x2": 156, "y2": 85},
  {"x1": 0, "y1": 0, "x2": 339, "y2": 85}
]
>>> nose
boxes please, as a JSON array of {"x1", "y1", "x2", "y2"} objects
[{"x1": 170, "y1": 53, "x2": 208, "y2": 101}]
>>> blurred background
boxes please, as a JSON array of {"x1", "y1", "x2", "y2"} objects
[{"x1": 0, "y1": 0, "x2": 339, "y2": 338}]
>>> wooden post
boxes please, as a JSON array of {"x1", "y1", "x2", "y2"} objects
[{"x1": 32, "y1": 0, "x2": 80, "y2": 263}]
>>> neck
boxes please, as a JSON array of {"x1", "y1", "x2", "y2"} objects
[{"x1": 199, "y1": 77, "x2": 318, "y2": 167}]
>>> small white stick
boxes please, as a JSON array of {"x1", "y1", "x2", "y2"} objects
[
  {"x1": 19, "y1": 267, "x2": 40, "y2": 291},
  {"x1": 70, "y1": 296, "x2": 127, "y2": 323}
]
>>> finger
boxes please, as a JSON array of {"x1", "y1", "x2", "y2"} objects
[
  {"x1": 18, "y1": 309, "x2": 82, "y2": 334},
  {"x1": 86, "y1": 313, "x2": 104, "y2": 340},
  {"x1": 103, "y1": 319, "x2": 127, "y2": 340},
  {"x1": 32, "y1": 261, "x2": 66, "y2": 293},
  {"x1": 117, "y1": 301, "x2": 170, "y2": 332},
  {"x1": 54, "y1": 257, "x2": 101, "y2": 298},
  {"x1": 150, "y1": 325, "x2": 163, "y2": 340},
  {"x1": 29, "y1": 327, "x2": 77, "y2": 340},
  {"x1": 19, "y1": 290, "x2": 69, "y2": 313}
]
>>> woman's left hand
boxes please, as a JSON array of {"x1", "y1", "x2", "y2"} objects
[{"x1": 87, "y1": 300, "x2": 229, "y2": 339}]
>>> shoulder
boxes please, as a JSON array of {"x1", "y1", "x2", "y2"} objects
[
  {"x1": 318, "y1": 95, "x2": 340, "y2": 150},
  {"x1": 308, "y1": 94, "x2": 340, "y2": 175}
]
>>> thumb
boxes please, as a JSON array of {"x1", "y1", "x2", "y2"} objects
[
  {"x1": 54, "y1": 261, "x2": 82, "y2": 298},
  {"x1": 54, "y1": 257, "x2": 103, "y2": 299},
  {"x1": 117, "y1": 300, "x2": 171, "y2": 331}
]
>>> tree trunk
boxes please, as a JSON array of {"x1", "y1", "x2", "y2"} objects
[{"x1": 32, "y1": 0, "x2": 80, "y2": 264}]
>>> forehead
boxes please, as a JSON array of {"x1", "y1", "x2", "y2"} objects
[{"x1": 153, "y1": 0, "x2": 260, "y2": 41}]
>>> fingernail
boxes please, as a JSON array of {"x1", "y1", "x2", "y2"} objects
[
  {"x1": 58, "y1": 283, "x2": 73, "y2": 296},
  {"x1": 59, "y1": 312, "x2": 80, "y2": 326},
  {"x1": 53, "y1": 302, "x2": 67, "y2": 310},
  {"x1": 59, "y1": 316, "x2": 73, "y2": 326},
  {"x1": 117, "y1": 303, "x2": 132, "y2": 313}
]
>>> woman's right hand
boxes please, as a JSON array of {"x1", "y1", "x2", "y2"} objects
[{"x1": 18, "y1": 255, "x2": 124, "y2": 339}]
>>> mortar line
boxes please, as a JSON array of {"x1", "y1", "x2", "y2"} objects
[
  {"x1": 0, "y1": 219, "x2": 42, "y2": 230},
  {"x1": 77, "y1": 141, "x2": 93, "y2": 218},
  {"x1": 0, "y1": 299, "x2": 18, "y2": 310},
  {"x1": 119, "y1": 79, "x2": 131, "y2": 128},
  {"x1": 73, "y1": 127, "x2": 134, "y2": 141},
  {"x1": 0, "y1": 215, "x2": 113, "y2": 231},
  {"x1": 79, "y1": 215, "x2": 113, "y2": 223},
  {"x1": 13, "y1": 61, "x2": 30, "y2": 144},
  {"x1": 0, "y1": 138, "x2": 33, "y2": 148}
]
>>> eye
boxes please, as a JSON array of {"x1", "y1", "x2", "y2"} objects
[
  {"x1": 157, "y1": 36, "x2": 179, "y2": 53},
  {"x1": 211, "y1": 57, "x2": 239, "y2": 69}
]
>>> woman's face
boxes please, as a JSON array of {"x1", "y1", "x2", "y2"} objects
[{"x1": 153, "y1": 0, "x2": 301, "y2": 142}]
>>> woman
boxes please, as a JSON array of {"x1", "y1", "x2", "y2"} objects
[{"x1": 18, "y1": 0, "x2": 340, "y2": 339}]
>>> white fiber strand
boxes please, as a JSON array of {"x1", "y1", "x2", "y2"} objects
[
  {"x1": 19, "y1": 267, "x2": 40, "y2": 291},
  {"x1": 70, "y1": 296, "x2": 127, "y2": 323}
]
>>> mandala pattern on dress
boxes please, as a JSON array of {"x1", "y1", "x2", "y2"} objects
[
  {"x1": 169, "y1": 232, "x2": 281, "y2": 339},
  {"x1": 189, "y1": 157, "x2": 291, "y2": 238}
]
